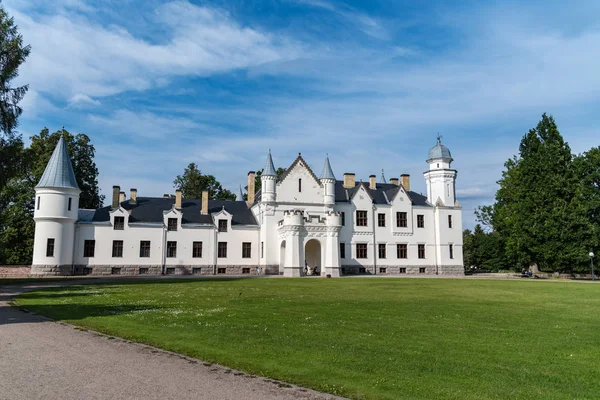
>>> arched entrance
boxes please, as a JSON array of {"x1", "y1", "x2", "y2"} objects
[
  {"x1": 304, "y1": 239, "x2": 321, "y2": 276},
  {"x1": 279, "y1": 240, "x2": 286, "y2": 273}
]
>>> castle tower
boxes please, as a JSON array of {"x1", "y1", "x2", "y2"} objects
[
  {"x1": 424, "y1": 136, "x2": 457, "y2": 206},
  {"x1": 320, "y1": 154, "x2": 336, "y2": 207},
  {"x1": 31, "y1": 136, "x2": 81, "y2": 275},
  {"x1": 261, "y1": 150, "x2": 277, "y2": 203}
]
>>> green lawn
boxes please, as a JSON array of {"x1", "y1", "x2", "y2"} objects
[{"x1": 15, "y1": 278, "x2": 600, "y2": 399}]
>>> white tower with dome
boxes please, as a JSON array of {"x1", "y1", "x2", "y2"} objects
[{"x1": 424, "y1": 136, "x2": 457, "y2": 206}]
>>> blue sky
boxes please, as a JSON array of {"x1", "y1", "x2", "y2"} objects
[{"x1": 6, "y1": 0, "x2": 600, "y2": 228}]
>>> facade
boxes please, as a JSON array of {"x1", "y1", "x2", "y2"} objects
[{"x1": 32, "y1": 137, "x2": 464, "y2": 276}]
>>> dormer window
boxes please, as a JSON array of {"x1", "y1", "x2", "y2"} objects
[
  {"x1": 114, "y1": 216, "x2": 125, "y2": 230},
  {"x1": 167, "y1": 218, "x2": 178, "y2": 231},
  {"x1": 218, "y1": 219, "x2": 228, "y2": 232}
]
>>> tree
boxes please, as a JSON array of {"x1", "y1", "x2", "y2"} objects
[
  {"x1": 173, "y1": 163, "x2": 236, "y2": 200},
  {"x1": 0, "y1": 2, "x2": 31, "y2": 138},
  {"x1": 573, "y1": 147, "x2": 600, "y2": 257},
  {"x1": 243, "y1": 167, "x2": 286, "y2": 200}
]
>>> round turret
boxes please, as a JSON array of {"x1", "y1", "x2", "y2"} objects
[
  {"x1": 261, "y1": 150, "x2": 277, "y2": 203},
  {"x1": 320, "y1": 154, "x2": 336, "y2": 207}
]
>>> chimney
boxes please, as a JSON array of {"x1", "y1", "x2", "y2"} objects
[
  {"x1": 390, "y1": 178, "x2": 399, "y2": 186},
  {"x1": 175, "y1": 189, "x2": 182, "y2": 209},
  {"x1": 163, "y1": 194, "x2": 170, "y2": 199},
  {"x1": 369, "y1": 175, "x2": 376, "y2": 190},
  {"x1": 343, "y1": 173, "x2": 355, "y2": 188},
  {"x1": 112, "y1": 186, "x2": 120, "y2": 208},
  {"x1": 119, "y1": 192, "x2": 126, "y2": 203},
  {"x1": 401, "y1": 174, "x2": 411, "y2": 191},
  {"x1": 247, "y1": 171, "x2": 255, "y2": 205},
  {"x1": 130, "y1": 188, "x2": 137, "y2": 204},
  {"x1": 201, "y1": 190, "x2": 209, "y2": 214}
]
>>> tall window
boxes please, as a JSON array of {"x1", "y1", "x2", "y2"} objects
[
  {"x1": 417, "y1": 215, "x2": 424, "y2": 228},
  {"x1": 218, "y1": 219, "x2": 227, "y2": 232},
  {"x1": 242, "y1": 242, "x2": 252, "y2": 258},
  {"x1": 378, "y1": 213, "x2": 386, "y2": 227},
  {"x1": 46, "y1": 238, "x2": 55, "y2": 257},
  {"x1": 193, "y1": 241, "x2": 203, "y2": 258},
  {"x1": 218, "y1": 242, "x2": 227, "y2": 258},
  {"x1": 340, "y1": 242, "x2": 346, "y2": 259},
  {"x1": 114, "y1": 216, "x2": 125, "y2": 230},
  {"x1": 140, "y1": 241, "x2": 151, "y2": 258},
  {"x1": 356, "y1": 243, "x2": 368, "y2": 259},
  {"x1": 261, "y1": 242, "x2": 264, "y2": 258},
  {"x1": 167, "y1": 218, "x2": 178, "y2": 231},
  {"x1": 448, "y1": 215, "x2": 453, "y2": 228},
  {"x1": 112, "y1": 240, "x2": 123, "y2": 257},
  {"x1": 299, "y1": 178, "x2": 302, "y2": 192},
  {"x1": 83, "y1": 240, "x2": 95, "y2": 257},
  {"x1": 396, "y1": 212, "x2": 407, "y2": 228},
  {"x1": 449, "y1": 244, "x2": 454, "y2": 259},
  {"x1": 68, "y1": 197, "x2": 72, "y2": 211},
  {"x1": 37, "y1": 196, "x2": 40, "y2": 210},
  {"x1": 166, "y1": 241, "x2": 177, "y2": 258},
  {"x1": 397, "y1": 244, "x2": 407, "y2": 259},
  {"x1": 356, "y1": 210, "x2": 368, "y2": 227},
  {"x1": 378, "y1": 243, "x2": 386, "y2": 259},
  {"x1": 418, "y1": 244, "x2": 425, "y2": 259},
  {"x1": 340, "y1": 212, "x2": 345, "y2": 226}
]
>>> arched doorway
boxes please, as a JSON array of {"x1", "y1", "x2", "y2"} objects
[
  {"x1": 304, "y1": 239, "x2": 321, "y2": 276},
  {"x1": 279, "y1": 241, "x2": 286, "y2": 273}
]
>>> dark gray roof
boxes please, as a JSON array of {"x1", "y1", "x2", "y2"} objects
[
  {"x1": 263, "y1": 150, "x2": 277, "y2": 176},
  {"x1": 319, "y1": 155, "x2": 336, "y2": 180},
  {"x1": 427, "y1": 137, "x2": 452, "y2": 162},
  {"x1": 334, "y1": 181, "x2": 430, "y2": 206},
  {"x1": 88, "y1": 197, "x2": 258, "y2": 226},
  {"x1": 36, "y1": 136, "x2": 80, "y2": 190}
]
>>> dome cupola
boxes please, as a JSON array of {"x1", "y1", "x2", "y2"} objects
[{"x1": 427, "y1": 135, "x2": 453, "y2": 163}]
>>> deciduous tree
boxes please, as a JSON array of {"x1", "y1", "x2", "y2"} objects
[{"x1": 174, "y1": 163, "x2": 236, "y2": 201}]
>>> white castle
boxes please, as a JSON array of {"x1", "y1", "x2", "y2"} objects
[{"x1": 32, "y1": 137, "x2": 464, "y2": 276}]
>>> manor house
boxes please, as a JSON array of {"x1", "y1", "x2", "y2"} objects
[{"x1": 31, "y1": 137, "x2": 464, "y2": 276}]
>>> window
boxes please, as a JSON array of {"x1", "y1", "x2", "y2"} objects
[
  {"x1": 449, "y1": 244, "x2": 454, "y2": 259},
  {"x1": 261, "y1": 242, "x2": 264, "y2": 258},
  {"x1": 217, "y1": 267, "x2": 226, "y2": 274},
  {"x1": 448, "y1": 215, "x2": 453, "y2": 228},
  {"x1": 114, "y1": 216, "x2": 125, "y2": 230},
  {"x1": 299, "y1": 178, "x2": 302, "y2": 192},
  {"x1": 356, "y1": 243, "x2": 368, "y2": 259},
  {"x1": 340, "y1": 212, "x2": 345, "y2": 226},
  {"x1": 111, "y1": 267, "x2": 121, "y2": 275},
  {"x1": 399, "y1": 267, "x2": 406, "y2": 274},
  {"x1": 356, "y1": 210, "x2": 368, "y2": 227},
  {"x1": 37, "y1": 196, "x2": 40, "y2": 210},
  {"x1": 112, "y1": 240, "x2": 123, "y2": 257},
  {"x1": 83, "y1": 240, "x2": 95, "y2": 257},
  {"x1": 166, "y1": 241, "x2": 177, "y2": 258},
  {"x1": 139, "y1": 268, "x2": 148, "y2": 275},
  {"x1": 418, "y1": 244, "x2": 425, "y2": 259},
  {"x1": 192, "y1": 241, "x2": 202, "y2": 258},
  {"x1": 378, "y1": 213, "x2": 386, "y2": 227},
  {"x1": 397, "y1": 244, "x2": 408, "y2": 259},
  {"x1": 166, "y1": 267, "x2": 175, "y2": 275},
  {"x1": 379, "y1": 267, "x2": 387, "y2": 274},
  {"x1": 419, "y1": 267, "x2": 426, "y2": 274},
  {"x1": 68, "y1": 197, "x2": 72, "y2": 211},
  {"x1": 218, "y1": 242, "x2": 227, "y2": 258},
  {"x1": 192, "y1": 267, "x2": 201, "y2": 275},
  {"x1": 396, "y1": 212, "x2": 407, "y2": 228},
  {"x1": 242, "y1": 242, "x2": 252, "y2": 258},
  {"x1": 167, "y1": 218, "x2": 178, "y2": 231},
  {"x1": 46, "y1": 238, "x2": 55, "y2": 257},
  {"x1": 378, "y1": 243, "x2": 386, "y2": 259},
  {"x1": 140, "y1": 241, "x2": 151, "y2": 258},
  {"x1": 218, "y1": 219, "x2": 227, "y2": 232},
  {"x1": 340, "y1": 242, "x2": 346, "y2": 259},
  {"x1": 242, "y1": 268, "x2": 251, "y2": 274},
  {"x1": 417, "y1": 214, "x2": 424, "y2": 228}
]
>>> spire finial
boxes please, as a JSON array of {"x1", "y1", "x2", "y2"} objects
[
  {"x1": 437, "y1": 133, "x2": 443, "y2": 144},
  {"x1": 381, "y1": 168, "x2": 386, "y2": 183}
]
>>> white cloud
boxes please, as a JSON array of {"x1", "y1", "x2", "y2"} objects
[{"x1": 69, "y1": 93, "x2": 101, "y2": 108}]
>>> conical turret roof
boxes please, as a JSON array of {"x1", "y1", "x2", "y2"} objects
[
  {"x1": 263, "y1": 149, "x2": 277, "y2": 176},
  {"x1": 320, "y1": 154, "x2": 336, "y2": 181},
  {"x1": 36, "y1": 136, "x2": 80, "y2": 190}
]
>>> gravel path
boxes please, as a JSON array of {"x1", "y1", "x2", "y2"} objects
[{"x1": 0, "y1": 279, "x2": 343, "y2": 400}]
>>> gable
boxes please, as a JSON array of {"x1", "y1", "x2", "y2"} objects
[
  {"x1": 350, "y1": 184, "x2": 373, "y2": 208},
  {"x1": 276, "y1": 157, "x2": 323, "y2": 204}
]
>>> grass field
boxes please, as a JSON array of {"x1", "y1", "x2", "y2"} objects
[{"x1": 15, "y1": 278, "x2": 600, "y2": 399}]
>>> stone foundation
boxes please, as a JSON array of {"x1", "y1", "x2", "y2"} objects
[
  {"x1": 438, "y1": 265, "x2": 465, "y2": 275},
  {"x1": 262, "y1": 265, "x2": 280, "y2": 275},
  {"x1": 0, "y1": 265, "x2": 31, "y2": 276},
  {"x1": 341, "y1": 264, "x2": 464, "y2": 276},
  {"x1": 31, "y1": 264, "x2": 72, "y2": 276}
]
